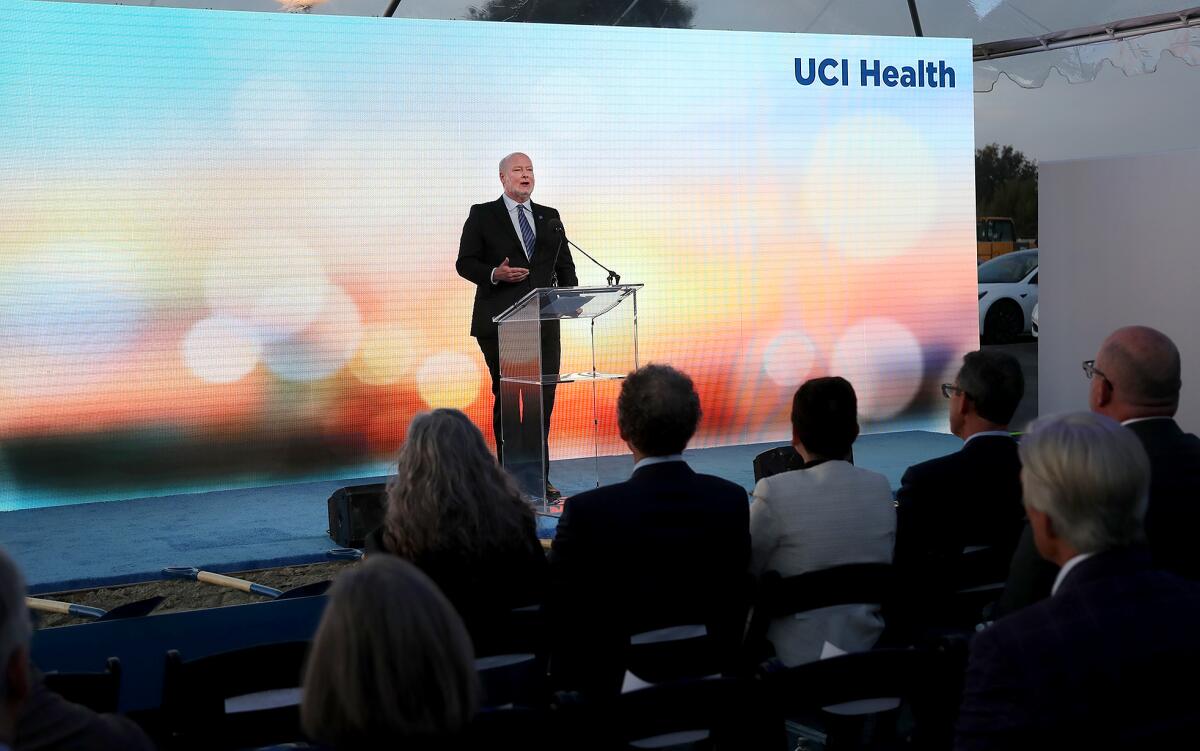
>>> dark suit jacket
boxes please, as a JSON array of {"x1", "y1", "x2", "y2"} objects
[
  {"x1": 547, "y1": 461, "x2": 750, "y2": 695},
  {"x1": 1128, "y1": 418, "x2": 1200, "y2": 579},
  {"x1": 894, "y1": 435, "x2": 1025, "y2": 588},
  {"x1": 456, "y1": 197, "x2": 579, "y2": 339},
  {"x1": 956, "y1": 548, "x2": 1200, "y2": 749},
  {"x1": 17, "y1": 679, "x2": 154, "y2": 751},
  {"x1": 997, "y1": 417, "x2": 1200, "y2": 617}
]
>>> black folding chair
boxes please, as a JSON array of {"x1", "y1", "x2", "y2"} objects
[
  {"x1": 752, "y1": 446, "x2": 804, "y2": 483},
  {"x1": 614, "y1": 676, "x2": 752, "y2": 750},
  {"x1": 759, "y1": 647, "x2": 965, "y2": 751},
  {"x1": 473, "y1": 604, "x2": 551, "y2": 708},
  {"x1": 745, "y1": 564, "x2": 895, "y2": 666},
  {"x1": 753, "y1": 446, "x2": 853, "y2": 483},
  {"x1": 162, "y1": 641, "x2": 311, "y2": 750},
  {"x1": 42, "y1": 656, "x2": 123, "y2": 714}
]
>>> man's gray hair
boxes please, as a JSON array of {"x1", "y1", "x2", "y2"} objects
[
  {"x1": 0, "y1": 547, "x2": 31, "y2": 699},
  {"x1": 498, "y1": 152, "x2": 528, "y2": 173},
  {"x1": 1019, "y1": 412, "x2": 1149, "y2": 554}
]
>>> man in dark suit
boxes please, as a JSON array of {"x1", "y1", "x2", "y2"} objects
[
  {"x1": 894, "y1": 350, "x2": 1026, "y2": 600},
  {"x1": 1089, "y1": 325, "x2": 1200, "y2": 578},
  {"x1": 456, "y1": 152, "x2": 578, "y2": 499},
  {"x1": 997, "y1": 325, "x2": 1200, "y2": 616},
  {"x1": 548, "y1": 365, "x2": 750, "y2": 698},
  {"x1": 956, "y1": 412, "x2": 1200, "y2": 749}
]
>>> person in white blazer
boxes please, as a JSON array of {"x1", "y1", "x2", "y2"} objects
[{"x1": 749, "y1": 377, "x2": 896, "y2": 666}]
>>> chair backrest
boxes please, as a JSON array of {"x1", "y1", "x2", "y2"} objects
[
  {"x1": 753, "y1": 447, "x2": 855, "y2": 483},
  {"x1": 617, "y1": 676, "x2": 752, "y2": 750},
  {"x1": 162, "y1": 640, "x2": 311, "y2": 749},
  {"x1": 760, "y1": 648, "x2": 964, "y2": 750},
  {"x1": 952, "y1": 544, "x2": 1006, "y2": 587},
  {"x1": 476, "y1": 653, "x2": 543, "y2": 709},
  {"x1": 42, "y1": 656, "x2": 122, "y2": 714},
  {"x1": 753, "y1": 447, "x2": 804, "y2": 483},
  {"x1": 475, "y1": 603, "x2": 546, "y2": 660},
  {"x1": 745, "y1": 565, "x2": 895, "y2": 663},
  {"x1": 625, "y1": 624, "x2": 726, "y2": 691}
]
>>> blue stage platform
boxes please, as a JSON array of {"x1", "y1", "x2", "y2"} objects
[{"x1": 2, "y1": 431, "x2": 960, "y2": 594}]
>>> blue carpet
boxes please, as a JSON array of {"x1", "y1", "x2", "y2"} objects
[{"x1": 2, "y1": 431, "x2": 960, "y2": 593}]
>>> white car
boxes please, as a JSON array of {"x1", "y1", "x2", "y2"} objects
[
  {"x1": 1031, "y1": 302, "x2": 1039, "y2": 339},
  {"x1": 978, "y1": 249, "x2": 1038, "y2": 344}
]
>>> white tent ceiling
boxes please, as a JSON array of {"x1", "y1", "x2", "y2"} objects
[{"x1": 41, "y1": 0, "x2": 1200, "y2": 90}]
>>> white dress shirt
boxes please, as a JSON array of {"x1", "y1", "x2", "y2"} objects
[
  {"x1": 1051, "y1": 552, "x2": 1095, "y2": 596},
  {"x1": 633, "y1": 454, "x2": 685, "y2": 473}
]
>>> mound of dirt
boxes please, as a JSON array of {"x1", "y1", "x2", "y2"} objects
[{"x1": 32, "y1": 561, "x2": 354, "y2": 629}]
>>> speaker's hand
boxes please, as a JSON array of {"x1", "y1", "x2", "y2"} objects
[{"x1": 493, "y1": 257, "x2": 530, "y2": 283}]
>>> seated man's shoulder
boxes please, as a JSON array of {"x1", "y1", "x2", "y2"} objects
[
  {"x1": 905, "y1": 447, "x2": 966, "y2": 480},
  {"x1": 564, "y1": 478, "x2": 635, "y2": 509},
  {"x1": 693, "y1": 472, "x2": 748, "y2": 494},
  {"x1": 18, "y1": 681, "x2": 154, "y2": 751}
]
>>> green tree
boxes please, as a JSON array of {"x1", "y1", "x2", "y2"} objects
[
  {"x1": 467, "y1": 0, "x2": 695, "y2": 27},
  {"x1": 976, "y1": 143, "x2": 1038, "y2": 238}
]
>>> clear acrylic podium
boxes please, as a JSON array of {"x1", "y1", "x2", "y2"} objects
[{"x1": 493, "y1": 284, "x2": 643, "y2": 504}]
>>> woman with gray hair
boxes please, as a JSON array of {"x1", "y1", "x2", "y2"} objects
[
  {"x1": 367, "y1": 408, "x2": 546, "y2": 652},
  {"x1": 301, "y1": 556, "x2": 479, "y2": 749}
]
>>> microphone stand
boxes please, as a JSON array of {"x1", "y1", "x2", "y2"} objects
[{"x1": 566, "y1": 238, "x2": 621, "y2": 286}]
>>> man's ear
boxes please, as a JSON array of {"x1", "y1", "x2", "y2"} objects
[
  {"x1": 1026, "y1": 505, "x2": 1060, "y2": 563},
  {"x1": 1095, "y1": 375, "x2": 1115, "y2": 408},
  {"x1": 957, "y1": 391, "x2": 976, "y2": 420}
]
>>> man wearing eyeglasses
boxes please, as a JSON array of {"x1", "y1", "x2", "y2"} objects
[
  {"x1": 1088, "y1": 326, "x2": 1200, "y2": 577},
  {"x1": 998, "y1": 325, "x2": 1200, "y2": 616},
  {"x1": 892, "y1": 349, "x2": 1026, "y2": 634}
]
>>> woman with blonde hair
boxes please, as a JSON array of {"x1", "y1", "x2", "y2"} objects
[
  {"x1": 368, "y1": 408, "x2": 547, "y2": 651},
  {"x1": 301, "y1": 555, "x2": 478, "y2": 749}
]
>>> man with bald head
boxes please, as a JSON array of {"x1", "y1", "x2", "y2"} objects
[
  {"x1": 1086, "y1": 325, "x2": 1200, "y2": 578},
  {"x1": 456, "y1": 153, "x2": 578, "y2": 499},
  {"x1": 997, "y1": 325, "x2": 1200, "y2": 616}
]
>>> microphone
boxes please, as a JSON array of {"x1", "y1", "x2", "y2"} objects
[{"x1": 547, "y1": 218, "x2": 621, "y2": 286}]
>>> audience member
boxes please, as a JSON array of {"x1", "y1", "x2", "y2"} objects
[
  {"x1": 1087, "y1": 325, "x2": 1200, "y2": 576},
  {"x1": 998, "y1": 325, "x2": 1200, "y2": 615},
  {"x1": 0, "y1": 549, "x2": 28, "y2": 751},
  {"x1": 367, "y1": 408, "x2": 546, "y2": 654},
  {"x1": 301, "y1": 556, "x2": 479, "y2": 750},
  {"x1": 956, "y1": 412, "x2": 1200, "y2": 749},
  {"x1": 894, "y1": 350, "x2": 1025, "y2": 589},
  {"x1": 548, "y1": 364, "x2": 749, "y2": 697},
  {"x1": 748, "y1": 377, "x2": 894, "y2": 665},
  {"x1": 0, "y1": 547, "x2": 154, "y2": 751}
]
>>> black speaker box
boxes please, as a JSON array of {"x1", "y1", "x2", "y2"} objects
[{"x1": 326, "y1": 482, "x2": 387, "y2": 548}]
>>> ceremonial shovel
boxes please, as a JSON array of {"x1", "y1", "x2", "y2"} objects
[
  {"x1": 26, "y1": 595, "x2": 165, "y2": 622},
  {"x1": 162, "y1": 567, "x2": 331, "y2": 600}
]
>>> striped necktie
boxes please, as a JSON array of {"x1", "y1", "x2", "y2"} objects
[{"x1": 517, "y1": 204, "x2": 536, "y2": 260}]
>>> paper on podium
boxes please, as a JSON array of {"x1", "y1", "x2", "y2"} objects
[{"x1": 540, "y1": 293, "x2": 594, "y2": 318}]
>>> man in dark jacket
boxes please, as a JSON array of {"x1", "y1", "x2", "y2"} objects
[
  {"x1": 548, "y1": 365, "x2": 749, "y2": 698},
  {"x1": 957, "y1": 412, "x2": 1200, "y2": 749},
  {"x1": 998, "y1": 325, "x2": 1200, "y2": 615},
  {"x1": 893, "y1": 350, "x2": 1025, "y2": 628}
]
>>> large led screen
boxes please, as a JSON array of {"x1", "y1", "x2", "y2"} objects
[{"x1": 0, "y1": 0, "x2": 977, "y2": 510}]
